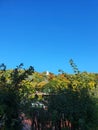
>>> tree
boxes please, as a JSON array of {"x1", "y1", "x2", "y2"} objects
[
  {"x1": 47, "y1": 60, "x2": 97, "y2": 130},
  {"x1": 0, "y1": 63, "x2": 34, "y2": 130}
]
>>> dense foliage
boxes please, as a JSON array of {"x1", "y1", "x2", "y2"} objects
[{"x1": 0, "y1": 62, "x2": 98, "y2": 130}]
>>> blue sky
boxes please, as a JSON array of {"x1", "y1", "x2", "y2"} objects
[{"x1": 0, "y1": 0, "x2": 98, "y2": 74}]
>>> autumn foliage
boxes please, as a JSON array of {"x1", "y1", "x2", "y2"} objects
[{"x1": 0, "y1": 62, "x2": 98, "y2": 130}]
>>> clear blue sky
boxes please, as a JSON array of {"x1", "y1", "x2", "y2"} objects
[{"x1": 0, "y1": 0, "x2": 98, "y2": 74}]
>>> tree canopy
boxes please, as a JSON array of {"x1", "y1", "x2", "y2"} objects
[{"x1": 0, "y1": 62, "x2": 97, "y2": 130}]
